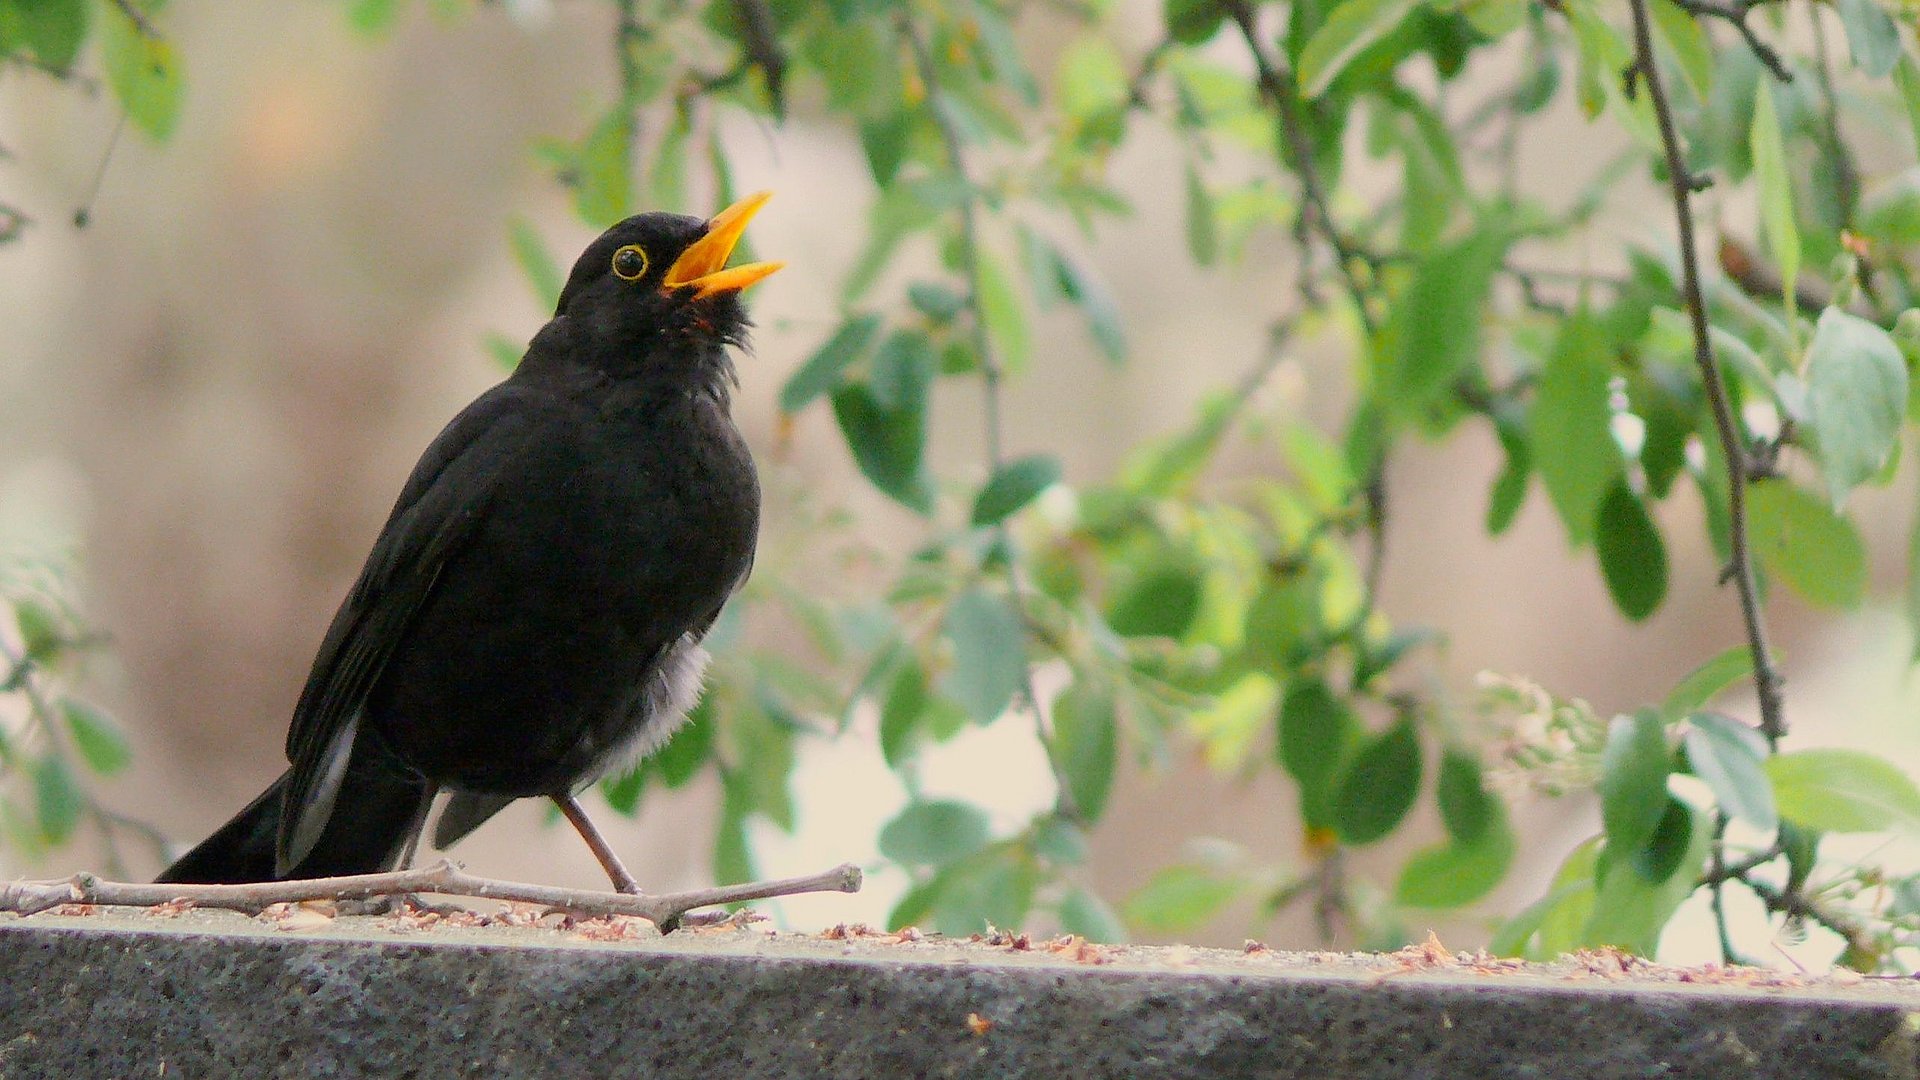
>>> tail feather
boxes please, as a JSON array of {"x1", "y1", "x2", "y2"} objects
[
  {"x1": 155, "y1": 775, "x2": 285, "y2": 884},
  {"x1": 157, "y1": 752, "x2": 433, "y2": 885}
]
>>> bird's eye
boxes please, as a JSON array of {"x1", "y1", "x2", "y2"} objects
[{"x1": 611, "y1": 244, "x2": 649, "y2": 281}]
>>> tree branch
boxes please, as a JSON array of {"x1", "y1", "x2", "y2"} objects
[
  {"x1": 1224, "y1": 0, "x2": 1379, "y2": 337},
  {"x1": 1, "y1": 860, "x2": 864, "y2": 931},
  {"x1": 1670, "y1": 0, "x2": 1791, "y2": 83},
  {"x1": 1625, "y1": 0, "x2": 1787, "y2": 748},
  {"x1": 899, "y1": 14, "x2": 1077, "y2": 822}
]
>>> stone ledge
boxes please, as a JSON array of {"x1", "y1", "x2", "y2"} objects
[{"x1": 3, "y1": 908, "x2": 1918, "y2": 1079}]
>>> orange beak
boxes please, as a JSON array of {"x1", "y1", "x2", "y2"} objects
[{"x1": 663, "y1": 191, "x2": 784, "y2": 298}]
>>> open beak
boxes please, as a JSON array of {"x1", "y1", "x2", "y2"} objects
[{"x1": 663, "y1": 191, "x2": 784, "y2": 299}]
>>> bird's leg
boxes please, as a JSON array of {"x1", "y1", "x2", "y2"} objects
[
  {"x1": 554, "y1": 793, "x2": 642, "y2": 894},
  {"x1": 392, "y1": 783, "x2": 439, "y2": 873}
]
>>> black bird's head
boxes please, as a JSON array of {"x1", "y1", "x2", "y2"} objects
[{"x1": 550, "y1": 192, "x2": 783, "y2": 377}]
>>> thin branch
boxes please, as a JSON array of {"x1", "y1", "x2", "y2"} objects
[
  {"x1": 1224, "y1": 0, "x2": 1379, "y2": 337},
  {"x1": 1625, "y1": 0, "x2": 1787, "y2": 748},
  {"x1": 1740, "y1": 876, "x2": 1878, "y2": 962},
  {"x1": 1, "y1": 860, "x2": 864, "y2": 931},
  {"x1": 107, "y1": 0, "x2": 161, "y2": 40},
  {"x1": 899, "y1": 14, "x2": 1076, "y2": 821},
  {"x1": 1669, "y1": 0, "x2": 1791, "y2": 83},
  {"x1": 1705, "y1": 814, "x2": 1748, "y2": 965}
]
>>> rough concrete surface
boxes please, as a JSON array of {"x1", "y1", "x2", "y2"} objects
[{"x1": 2, "y1": 906, "x2": 1918, "y2": 1079}]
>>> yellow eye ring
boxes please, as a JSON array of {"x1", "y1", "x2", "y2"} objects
[{"x1": 611, "y1": 244, "x2": 649, "y2": 281}]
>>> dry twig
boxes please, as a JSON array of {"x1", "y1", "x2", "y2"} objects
[{"x1": 1, "y1": 859, "x2": 862, "y2": 932}]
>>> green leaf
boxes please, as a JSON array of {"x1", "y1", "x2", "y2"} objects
[
  {"x1": 1494, "y1": 837, "x2": 1600, "y2": 958},
  {"x1": 831, "y1": 330, "x2": 936, "y2": 514},
  {"x1": 1396, "y1": 801, "x2": 1516, "y2": 908},
  {"x1": 1806, "y1": 308, "x2": 1907, "y2": 505},
  {"x1": 1108, "y1": 564, "x2": 1203, "y2": 640},
  {"x1": 508, "y1": 218, "x2": 564, "y2": 312},
  {"x1": 482, "y1": 332, "x2": 524, "y2": 370},
  {"x1": 1631, "y1": 795, "x2": 1695, "y2": 882},
  {"x1": 972, "y1": 455, "x2": 1060, "y2": 527},
  {"x1": 1278, "y1": 679, "x2": 1356, "y2": 828},
  {"x1": 783, "y1": 315, "x2": 882, "y2": 414},
  {"x1": 1486, "y1": 424, "x2": 1530, "y2": 536},
  {"x1": 1649, "y1": 0, "x2": 1712, "y2": 99},
  {"x1": 1532, "y1": 312, "x2": 1623, "y2": 546},
  {"x1": 1385, "y1": 228, "x2": 1508, "y2": 417},
  {"x1": 1750, "y1": 81, "x2": 1798, "y2": 309},
  {"x1": 1164, "y1": 0, "x2": 1225, "y2": 45},
  {"x1": 1661, "y1": 645, "x2": 1753, "y2": 719},
  {"x1": 1050, "y1": 681, "x2": 1119, "y2": 823},
  {"x1": 649, "y1": 111, "x2": 691, "y2": 211},
  {"x1": 651, "y1": 703, "x2": 713, "y2": 788},
  {"x1": 1184, "y1": 163, "x2": 1218, "y2": 267},
  {"x1": 1331, "y1": 716, "x2": 1422, "y2": 845},
  {"x1": 843, "y1": 179, "x2": 955, "y2": 303},
  {"x1": 943, "y1": 588, "x2": 1026, "y2": 724},
  {"x1": 599, "y1": 765, "x2": 644, "y2": 815},
  {"x1": 346, "y1": 0, "x2": 401, "y2": 35},
  {"x1": 573, "y1": 107, "x2": 633, "y2": 226},
  {"x1": 1190, "y1": 673, "x2": 1280, "y2": 773},
  {"x1": 1436, "y1": 749, "x2": 1494, "y2": 844},
  {"x1": 1298, "y1": 0, "x2": 1420, "y2": 98},
  {"x1": 34, "y1": 756, "x2": 80, "y2": 844},
  {"x1": 859, "y1": 112, "x2": 913, "y2": 188},
  {"x1": 879, "y1": 799, "x2": 993, "y2": 865},
  {"x1": 1058, "y1": 885, "x2": 1126, "y2": 942},
  {"x1": 1280, "y1": 423, "x2": 1356, "y2": 513},
  {"x1": 1031, "y1": 815, "x2": 1088, "y2": 865},
  {"x1": 1056, "y1": 34, "x2": 1129, "y2": 122},
  {"x1": 13, "y1": 597, "x2": 60, "y2": 661},
  {"x1": 936, "y1": 854, "x2": 1035, "y2": 935},
  {"x1": 1748, "y1": 479, "x2": 1867, "y2": 610},
  {"x1": 63, "y1": 701, "x2": 132, "y2": 775},
  {"x1": 1124, "y1": 864, "x2": 1242, "y2": 933},
  {"x1": 1595, "y1": 482, "x2": 1668, "y2": 621},
  {"x1": 712, "y1": 780, "x2": 754, "y2": 884},
  {"x1": 1586, "y1": 800, "x2": 1710, "y2": 953},
  {"x1": 977, "y1": 251, "x2": 1032, "y2": 372},
  {"x1": 102, "y1": 0, "x2": 184, "y2": 142},
  {"x1": 1835, "y1": 0, "x2": 1899, "y2": 78},
  {"x1": 879, "y1": 653, "x2": 930, "y2": 768},
  {"x1": 1598, "y1": 709, "x2": 1670, "y2": 857},
  {"x1": 1046, "y1": 244, "x2": 1127, "y2": 365},
  {"x1": 1683, "y1": 713, "x2": 1776, "y2": 832},
  {"x1": 1769, "y1": 749, "x2": 1920, "y2": 833},
  {"x1": 2, "y1": 0, "x2": 87, "y2": 70}
]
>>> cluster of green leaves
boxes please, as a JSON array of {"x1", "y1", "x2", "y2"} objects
[
  {"x1": 0, "y1": 581, "x2": 158, "y2": 876},
  {"x1": 0, "y1": 0, "x2": 182, "y2": 244},
  {"x1": 0, "y1": 0, "x2": 183, "y2": 218}
]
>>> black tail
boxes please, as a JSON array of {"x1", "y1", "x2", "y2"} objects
[{"x1": 157, "y1": 756, "x2": 433, "y2": 884}]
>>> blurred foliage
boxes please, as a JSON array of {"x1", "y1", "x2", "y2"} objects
[
  {"x1": 12, "y1": 0, "x2": 1920, "y2": 969},
  {"x1": 0, "y1": 568, "x2": 167, "y2": 877}
]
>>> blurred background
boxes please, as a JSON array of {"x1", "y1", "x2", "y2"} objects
[{"x1": 1, "y1": 0, "x2": 1915, "y2": 962}]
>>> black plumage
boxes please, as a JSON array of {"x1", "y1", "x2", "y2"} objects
[{"x1": 159, "y1": 196, "x2": 782, "y2": 889}]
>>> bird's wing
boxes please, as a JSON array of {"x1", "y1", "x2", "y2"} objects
[{"x1": 277, "y1": 383, "x2": 541, "y2": 871}]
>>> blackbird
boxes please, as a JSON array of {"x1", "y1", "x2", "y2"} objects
[{"x1": 158, "y1": 194, "x2": 782, "y2": 892}]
